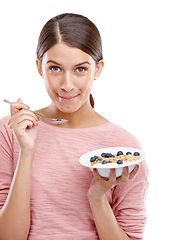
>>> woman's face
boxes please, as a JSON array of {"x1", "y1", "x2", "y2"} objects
[{"x1": 37, "y1": 43, "x2": 103, "y2": 113}]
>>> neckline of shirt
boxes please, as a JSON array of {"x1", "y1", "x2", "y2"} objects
[{"x1": 38, "y1": 120, "x2": 112, "y2": 132}]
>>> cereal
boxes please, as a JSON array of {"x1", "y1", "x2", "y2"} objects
[{"x1": 90, "y1": 151, "x2": 141, "y2": 166}]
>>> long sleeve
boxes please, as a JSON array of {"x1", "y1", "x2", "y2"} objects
[
  {"x1": 111, "y1": 160, "x2": 149, "y2": 240},
  {"x1": 0, "y1": 116, "x2": 14, "y2": 209}
]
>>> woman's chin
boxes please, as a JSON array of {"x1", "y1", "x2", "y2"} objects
[{"x1": 56, "y1": 104, "x2": 80, "y2": 114}]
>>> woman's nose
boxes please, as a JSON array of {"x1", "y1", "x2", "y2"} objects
[{"x1": 60, "y1": 73, "x2": 75, "y2": 92}]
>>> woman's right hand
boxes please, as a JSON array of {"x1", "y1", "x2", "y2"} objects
[{"x1": 8, "y1": 98, "x2": 39, "y2": 153}]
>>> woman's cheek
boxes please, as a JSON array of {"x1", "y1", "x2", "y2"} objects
[
  {"x1": 44, "y1": 77, "x2": 58, "y2": 92},
  {"x1": 80, "y1": 75, "x2": 94, "y2": 90}
]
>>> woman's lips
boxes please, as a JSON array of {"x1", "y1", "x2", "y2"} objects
[{"x1": 59, "y1": 95, "x2": 78, "y2": 101}]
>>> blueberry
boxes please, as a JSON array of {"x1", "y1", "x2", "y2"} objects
[
  {"x1": 106, "y1": 153, "x2": 114, "y2": 158},
  {"x1": 102, "y1": 160, "x2": 108, "y2": 164},
  {"x1": 90, "y1": 155, "x2": 98, "y2": 162},
  {"x1": 126, "y1": 152, "x2": 132, "y2": 155},
  {"x1": 117, "y1": 151, "x2": 123, "y2": 156},
  {"x1": 56, "y1": 118, "x2": 61, "y2": 121},
  {"x1": 105, "y1": 153, "x2": 111, "y2": 158},
  {"x1": 90, "y1": 157, "x2": 95, "y2": 162},
  {"x1": 134, "y1": 152, "x2": 140, "y2": 156},
  {"x1": 97, "y1": 158, "x2": 102, "y2": 162},
  {"x1": 101, "y1": 153, "x2": 106, "y2": 157},
  {"x1": 117, "y1": 160, "x2": 123, "y2": 164}
]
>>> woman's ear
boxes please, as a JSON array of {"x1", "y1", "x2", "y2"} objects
[
  {"x1": 36, "y1": 59, "x2": 43, "y2": 77},
  {"x1": 95, "y1": 60, "x2": 104, "y2": 79}
]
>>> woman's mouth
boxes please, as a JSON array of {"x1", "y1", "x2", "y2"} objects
[{"x1": 58, "y1": 95, "x2": 78, "y2": 102}]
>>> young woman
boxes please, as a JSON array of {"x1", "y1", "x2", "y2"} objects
[{"x1": 0, "y1": 13, "x2": 148, "y2": 240}]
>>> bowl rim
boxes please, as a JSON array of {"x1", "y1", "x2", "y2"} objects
[{"x1": 79, "y1": 147, "x2": 145, "y2": 169}]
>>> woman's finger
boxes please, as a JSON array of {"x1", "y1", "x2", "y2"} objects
[
  {"x1": 92, "y1": 168, "x2": 102, "y2": 181},
  {"x1": 8, "y1": 109, "x2": 38, "y2": 126},
  {"x1": 108, "y1": 168, "x2": 116, "y2": 184},
  {"x1": 12, "y1": 119, "x2": 35, "y2": 134},
  {"x1": 129, "y1": 164, "x2": 139, "y2": 179},
  {"x1": 93, "y1": 168, "x2": 117, "y2": 188},
  {"x1": 8, "y1": 113, "x2": 38, "y2": 131},
  {"x1": 116, "y1": 166, "x2": 130, "y2": 184},
  {"x1": 10, "y1": 98, "x2": 30, "y2": 115}
]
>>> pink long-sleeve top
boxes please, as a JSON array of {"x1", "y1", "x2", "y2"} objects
[{"x1": 0, "y1": 116, "x2": 148, "y2": 239}]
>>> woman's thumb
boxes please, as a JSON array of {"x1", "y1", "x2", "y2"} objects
[{"x1": 17, "y1": 98, "x2": 23, "y2": 103}]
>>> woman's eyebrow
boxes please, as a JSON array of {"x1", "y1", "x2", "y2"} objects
[
  {"x1": 46, "y1": 60, "x2": 61, "y2": 65},
  {"x1": 74, "y1": 61, "x2": 91, "y2": 67}
]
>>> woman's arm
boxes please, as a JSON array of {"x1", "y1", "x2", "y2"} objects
[
  {"x1": 0, "y1": 151, "x2": 34, "y2": 240},
  {"x1": 88, "y1": 194, "x2": 130, "y2": 240},
  {"x1": 0, "y1": 99, "x2": 38, "y2": 240},
  {"x1": 88, "y1": 166, "x2": 139, "y2": 240}
]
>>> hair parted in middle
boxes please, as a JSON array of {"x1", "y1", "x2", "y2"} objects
[{"x1": 36, "y1": 13, "x2": 103, "y2": 64}]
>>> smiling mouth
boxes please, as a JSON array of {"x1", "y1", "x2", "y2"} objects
[{"x1": 58, "y1": 95, "x2": 78, "y2": 101}]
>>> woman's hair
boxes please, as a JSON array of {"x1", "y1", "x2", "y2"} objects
[{"x1": 36, "y1": 13, "x2": 103, "y2": 108}]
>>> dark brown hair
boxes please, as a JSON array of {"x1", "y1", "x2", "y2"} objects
[{"x1": 36, "y1": 13, "x2": 103, "y2": 108}]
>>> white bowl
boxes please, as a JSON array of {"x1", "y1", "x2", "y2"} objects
[{"x1": 79, "y1": 147, "x2": 145, "y2": 178}]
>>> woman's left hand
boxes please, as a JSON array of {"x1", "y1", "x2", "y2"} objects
[{"x1": 88, "y1": 165, "x2": 139, "y2": 200}]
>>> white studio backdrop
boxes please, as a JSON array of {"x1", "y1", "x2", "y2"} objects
[{"x1": 0, "y1": 1, "x2": 179, "y2": 239}]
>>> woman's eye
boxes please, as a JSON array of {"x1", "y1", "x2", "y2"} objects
[
  {"x1": 76, "y1": 67, "x2": 87, "y2": 73},
  {"x1": 49, "y1": 66, "x2": 61, "y2": 72}
]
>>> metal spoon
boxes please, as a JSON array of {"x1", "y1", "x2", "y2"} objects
[{"x1": 4, "y1": 99, "x2": 68, "y2": 124}]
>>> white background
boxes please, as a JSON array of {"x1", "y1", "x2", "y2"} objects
[{"x1": 0, "y1": 0, "x2": 179, "y2": 239}]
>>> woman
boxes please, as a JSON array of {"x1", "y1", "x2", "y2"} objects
[{"x1": 0, "y1": 13, "x2": 148, "y2": 239}]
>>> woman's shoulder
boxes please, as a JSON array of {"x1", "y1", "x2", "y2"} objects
[
  {"x1": 0, "y1": 115, "x2": 14, "y2": 149},
  {"x1": 0, "y1": 115, "x2": 10, "y2": 129},
  {"x1": 105, "y1": 122, "x2": 142, "y2": 149}
]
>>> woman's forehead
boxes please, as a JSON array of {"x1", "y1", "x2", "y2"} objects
[{"x1": 42, "y1": 43, "x2": 94, "y2": 66}]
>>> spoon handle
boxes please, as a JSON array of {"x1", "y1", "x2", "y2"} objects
[{"x1": 3, "y1": 99, "x2": 11, "y2": 104}]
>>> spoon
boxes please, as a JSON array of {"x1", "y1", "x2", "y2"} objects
[{"x1": 4, "y1": 99, "x2": 68, "y2": 124}]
